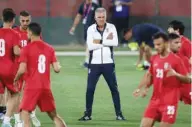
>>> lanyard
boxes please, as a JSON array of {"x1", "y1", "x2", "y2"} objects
[{"x1": 83, "y1": 3, "x2": 92, "y2": 18}]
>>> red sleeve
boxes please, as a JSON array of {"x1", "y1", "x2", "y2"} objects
[
  {"x1": 182, "y1": 57, "x2": 190, "y2": 73},
  {"x1": 51, "y1": 49, "x2": 57, "y2": 63},
  {"x1": 175, "y1": 57, "x2": 188, "y2": 75},
  {"x1": 148, "y1": 55, "x2": 155, "y2": 74},
  {"x1": 19, "y1": 47, "x2": 28, "y2": 63},
  {"x1": 13, "y1": 31, "x2": 21, "y2": 47},
  {"x1": 179, "y1": 39, "x2": 191, "y2": 59},
  {"x1": 186, "y1": 41, "x2": 191, "y2": 59}
]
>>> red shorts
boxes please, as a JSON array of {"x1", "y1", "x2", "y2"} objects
[
  {"x1": 144, "y1": 100, "x2": 178, "y2": 124},
  {"x1": 20, "y1": 89, "x2": 56, "y2": 112},
  {"x1": 180, "y1": 84, "x2": 192, "y2": 105},
  {"x1": 0, "y1": 61, "x2": 24, "y2": 93},
  {"x1": 0, "y1": 75, "x2": 17, "y2": 93}
]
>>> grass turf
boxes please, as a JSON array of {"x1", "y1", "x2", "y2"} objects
[{"x1": 26, "y1": 56, "x2": 191, "y2": 127}]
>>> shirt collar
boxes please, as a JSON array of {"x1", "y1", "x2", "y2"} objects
[{"x1": 96, "y1": 23, "x2": 107, "y2": 32}]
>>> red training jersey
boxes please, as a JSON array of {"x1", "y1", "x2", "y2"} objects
[
  {"x1": 177, "y1": 53, "x2": 190, "y2": 73},
  {"x1": 13, "y1": 27, "x2": 28, "y2": 48},
  {"x1": 177, "y1": 53, "x2": 192, "y2": 105},
  {"x1": 149, "y1": 52, "x2": 188, "y2": 104},
  {"x1": 0, "y1": 28, "x2": 20, "y2": 76},
  {"x1": 19, "y1": 40, "x2": 57, "y2": 90},
  {"x1": 179, "y1": 36, "x2": 191, "y2": 59},
  {"x1": 13, "y1": 27, "x2": 29, "y2": 65}
]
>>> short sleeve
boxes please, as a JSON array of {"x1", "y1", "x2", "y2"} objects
[
  {"x1": 51, "y1": 49, "x2": 57, "y2": 63},
  {"x1": 78, "y1": 3, "x2": 84, "y2": 15},
  {"x1": 19, "y1": 47, "x2": 28, "y2": 63},
  {"x1": 182, "y1": 57, "x2": 190, "y2": 73},
  {"x1": 148, "y1": 61, "x2": 153, "y2": 74},
  {"x1": 175, "y1": 57, "x2": 188, "y2": 76},
  {"x1": 13, "y1": 32, "x2": 21, "y2": 47},
  {"x1": 148, "y1": 56, "x2": 155, "y2": 74},
  {"x1": 179, "y1": 37, "x2": 191, "y2": 59}
]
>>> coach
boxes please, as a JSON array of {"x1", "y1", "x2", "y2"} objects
[{"x1": 79, "y1": 7, "x2": 125, "y2": 121}]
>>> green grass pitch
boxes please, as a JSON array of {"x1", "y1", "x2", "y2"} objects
[{"x1": 34, "y1": 56, "x2": 191, "y2": 127}]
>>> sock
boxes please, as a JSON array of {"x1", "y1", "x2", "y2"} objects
[
  {"x1": 14, "y1": 113, "x2": 21, "y2": 122},
  {"x1": 2, "y1": 106, "x2": 6, "y2": 114},
  {"x1": 30, "y1": 110, "x2": 36, "y2": 118},
  {"x1": 85, "y1": 49, "x2": 89, "y2": 63},
  {"x1": 3, "y1": 116, "x2": 11, "y2": 124},
  {"x1": 0, "y1": 106, "x2": 6, "y2": 114}
]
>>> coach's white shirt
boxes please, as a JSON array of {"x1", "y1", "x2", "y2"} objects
[{"x1": 87, "y1": 23, "x2": 118, "y2": 64}]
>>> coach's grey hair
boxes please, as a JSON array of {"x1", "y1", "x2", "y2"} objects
[{"x1": 95, "y1": 7, "x2": 107, "y2": 16}]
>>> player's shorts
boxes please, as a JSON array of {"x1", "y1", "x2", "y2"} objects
[
  {"x1": 180, "y1": 84, "x2": 192, "y2": 105},
  {"x1": 20, "y1": 89, "x2": 56, "y2": 112},
  {"x1": 140, "y1": 41, "x2": 154, "y2": 48},
  {"x1": 0, "y1": 61, "x2": 22, "y2": 93},
  {"x1": 0, "y1": 68, "x2": 16, "y2": 93},
  {"x1": 144, "y1": 100, "x2": 178, "y2": 124}
]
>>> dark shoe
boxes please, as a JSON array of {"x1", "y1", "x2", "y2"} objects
[
  {"x1": 116, "y1": 113, "x2": 126, "y2": 121},
  {"x1": 143, "y1": 65, "x2": 150, "y2": 70},
  {"x1": 83, "y1": 62, "x2": 88, "y2": 68},
  {"x1": 78, "y1": 115, "x2": 92, "y2": 121}
]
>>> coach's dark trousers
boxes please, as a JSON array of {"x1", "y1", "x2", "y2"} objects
[{"x1": 85, "y1": 63, "x2": 122, "y2": 116}]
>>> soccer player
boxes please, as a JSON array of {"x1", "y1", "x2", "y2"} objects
[
  {"x1": 133, "y1": 32, "x2": 191, "y2": 127},
  {"x1": 13, "y1": 10, "x2": 41, "y2": 127},
  {"x1": 168, "y1": 20, "x2": 191, "y2": 59},
  {"x1": 168, "y1": 33, "x2": 191, "y2": 105},
  {"x1": 69, "y1": 0, "x2": 99, "y2": 68},
  {"x1": 0, "y1": 8, "x2": 21, "y2": 127},
  {"x1": 0, "y1": 8, "x2": 17, "y2": 119},
  {"x1": 14, "y1": 22, "x2": 67, "y2": 127},
  {"x1": 124, "y1": 23, "x2": 164, "y2": 70},
  {"x1": 14, "y1": 11, "x2": 31, "y2": 47}
]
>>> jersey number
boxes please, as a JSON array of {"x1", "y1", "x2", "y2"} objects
[
  {"x1": 38, "y1": 55, "x2": 46, "y2": 73},
  {"x1": 21, "y1": 40, "x2": 27, "y2": 47},
  {"x1": 156, "y1": 69, "x2": 163, "y2": 78},
  {"x1": 0, "y1": 39, "x2": 5, "y2": 56},
  {"x1": 167, "y1": 106, "x2": 175, "y2": 115}
]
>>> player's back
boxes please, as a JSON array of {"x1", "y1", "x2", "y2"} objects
[
  {"x1": 179, "y1": 36, "x2": 191, "y2": 59},
  {"x1": 24, "y1": 40, "x2": 55, "y2": 90},
  {"x1": 0, "y1": 28, "x2": 20, "y2": 76},
  {"x1": 177, "y1": 53, "x2": 190, "y2": 73},
  {"x1": 176, "y1": 53, "x2": 191, "y2": 105},
  {"x1": 0, "y1": 28, "x2": 19, "y2": 61},
  {"x1": 133, "y1": 23, "x2": 164, "y2": 42}
]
